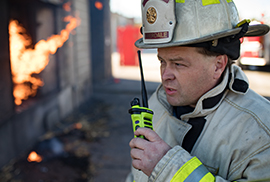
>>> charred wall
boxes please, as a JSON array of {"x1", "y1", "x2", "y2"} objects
[
  {"x1": 0, "y1": 1, "x2": 14, "y2": 123},
  {"x1": 0, "y1": 0, "x2": 93, "y2": 168},
  {"x1": 90, "y1": 0, "x2": 112, "y2": 83}
]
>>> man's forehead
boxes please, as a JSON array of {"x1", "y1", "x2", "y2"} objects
[
  {"x1": 157, "y1": 46, "x2": 197, "y2": 52},
  {"x1": 157, "y1": 47, "x2": 197, "y2": 61},
  {"x1": 157, "y1": 54, "x2": 185, "y2": 62}
]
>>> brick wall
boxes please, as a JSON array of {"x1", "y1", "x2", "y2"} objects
[{"x1": 73, "y1": 0, "x2": 92, "y2": 106}]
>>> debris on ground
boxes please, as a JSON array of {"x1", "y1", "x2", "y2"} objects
[{"x1": 0, "y1": 98, "x2": 111, "y2": 182}]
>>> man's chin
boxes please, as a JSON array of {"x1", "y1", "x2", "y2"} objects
[
  {"x1": 166, "y1": 96, "x2": 196, "y2": 108},
  {"x1": 166, "y1": 95, "x2": 181, "y2": 106}
]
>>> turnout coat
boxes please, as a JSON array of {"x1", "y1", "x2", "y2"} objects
[{"x1": 126, "y1": 65, "x2": 270, "y2": 182}]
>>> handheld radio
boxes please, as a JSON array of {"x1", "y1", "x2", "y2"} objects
[{"x1": 128, "y1": 50, "x2": 154, "y2": 139}]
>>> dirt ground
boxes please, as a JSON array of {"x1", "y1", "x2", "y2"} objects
[{"x1": 0, "y1": 97, "x2": 112, "y2": 182}]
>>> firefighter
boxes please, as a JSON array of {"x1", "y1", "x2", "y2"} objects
[{"x1": 126, "y1": 0, "x2": 270, "y2": 181}]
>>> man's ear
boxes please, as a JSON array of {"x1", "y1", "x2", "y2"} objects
[{"x1": 214, "y1": 55, "x2": 228, "y2": 80}]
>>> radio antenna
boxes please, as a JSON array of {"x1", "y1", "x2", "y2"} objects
[{"x1": 137, "y1": 50, "x2": 148, "y2": 108}]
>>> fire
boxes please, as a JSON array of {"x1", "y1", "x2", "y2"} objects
[
  {"x1": 27, "y1": 151, "x2": 43, "y2": 163},
  {"x1": 74, "y1": 122, "x2": 82, "y2": 129},
  {"x1": 63, "y1": 2, "x2": 71, "y2": 12},
  {"x1": 9, "y1": 11, "x2": 81, "y2": 105},
  {"x1": 95, "y1": 1, "x2": 103, "y2": 10}
]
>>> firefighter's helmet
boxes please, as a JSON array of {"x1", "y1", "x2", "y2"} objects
[{"x1": 136, "y1": 0, "x2": 269, "y2": 59}]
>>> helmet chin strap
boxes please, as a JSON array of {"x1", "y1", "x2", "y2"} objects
[{"x1": 186, "y1": 21, "x2": 249, "y2": 60}]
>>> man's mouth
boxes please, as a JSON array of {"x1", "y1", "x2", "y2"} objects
[{"x1": 165, "y1": 87, "x2": 177, "y2": 95}]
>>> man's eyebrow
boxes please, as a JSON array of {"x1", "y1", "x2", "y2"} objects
[{"x1": 157, "y1": 55, "x2": 186, "y2": 62}]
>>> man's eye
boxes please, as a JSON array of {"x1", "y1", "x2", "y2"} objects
[{"x1": 175, "y1": 62, "x2": 186, "y2": 67}]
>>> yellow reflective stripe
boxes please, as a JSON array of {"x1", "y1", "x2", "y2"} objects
[
  {"x1": 185, "y1": 165, "x2": 209, "y2": 182},
  {"x1": 170, "y1": 157, "x2": 202, "y2": 182},
  {"x1": 177, "y1": 0, "x2": 228, "y2": 5},
  {"x1": 202, "y1": 0, "x2": 220, "y2": 6},
  {"x1": 199, "y1": 172, "x2": 215, "y2": 182},
  {"x1": 177, "y1": 0, "x2": 230, "y2": 5},
  {"x1": 235, "y1": 19, "x2": 251, "y2": 28},
  {"x1": 170, "y1": 157, "x2": 215, "y2": 182},
  {"x1": 175, "y1": 0, "x2": 185, "y2": 3}
]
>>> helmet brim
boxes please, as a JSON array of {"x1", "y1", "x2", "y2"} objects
[{"x1": 135, "y1": 24, "x2": 270, "y2": 49}]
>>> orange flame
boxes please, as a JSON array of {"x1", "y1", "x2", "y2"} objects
[
  {"x1": 95, "y1": 1, "x2": 103, "y2": 10},
  {"x1": 63, "y1": 2, "x2": 71, "y2": 12},
  {"x1": 27, "y1": 151, "x2": 43, "y2": 163},
  {"x1": 74, "y1": 122, "x2": 82, "y2": 129},
  {"x1": 9, "y1": 14, "x2": 81, "y2": 105}
]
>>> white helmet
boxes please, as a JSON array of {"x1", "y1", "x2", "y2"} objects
[{"x1": 135, "y1": 0, "x2": 269, "y2": 59}]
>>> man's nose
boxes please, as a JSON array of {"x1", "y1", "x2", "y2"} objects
[{"x1": 161, "y1": 66, "x2": 175, "y2": 81}]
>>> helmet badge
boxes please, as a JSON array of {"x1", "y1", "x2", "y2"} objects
[{"x1": 146, "y1": 7, "x2": 157, "y2": 24}]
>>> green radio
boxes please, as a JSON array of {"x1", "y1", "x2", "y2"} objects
[
  {"x1": 129, "y1": 98, "x2": 153, "y2": 138},
  {"x1": 128, "y1": 50, "x2": 154, "y2": 139}
]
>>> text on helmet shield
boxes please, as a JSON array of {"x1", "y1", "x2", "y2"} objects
[{"x1": 145, "y1": 31, "x2": 169, "y2": 39}]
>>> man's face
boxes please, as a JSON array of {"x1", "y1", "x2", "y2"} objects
[{"x1": 158, "y1": 46, "x2": 220, "y2": 107}]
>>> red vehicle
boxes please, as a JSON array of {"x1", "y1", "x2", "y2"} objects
[{"x1": 239, "y1": 22, "x2": 270, "y2": 68}]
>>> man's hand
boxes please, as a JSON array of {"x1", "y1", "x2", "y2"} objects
[{"x1": 129, "y1": 127, "x2": 171, "y2": 176}]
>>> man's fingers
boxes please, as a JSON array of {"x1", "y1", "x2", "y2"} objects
[
  {"x1": 129, "y1": 137, "x2": 148, "y2": 150},
  {"x1": 129, "y1": 128, "x2": 172, "y2": 177},
  {"x1": 130, "y1": 148, "x2": 142, "y2": 160},
  {"x1": 132, "y1": 158, "x2": 142, "y2": 171},
  {"x1": 134, "y1": 127, "x2": 160, "y2": 142},
  {"x1": 129, "y1": 128, "x2": 161, "y2": 150},
  {"x1": 130, "y1": 148, "x2": 144, "y2": 171}
]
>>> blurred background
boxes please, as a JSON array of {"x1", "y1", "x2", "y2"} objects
[{"x1": 0, "y1": 0, "x2": 270, "y2": 181}]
